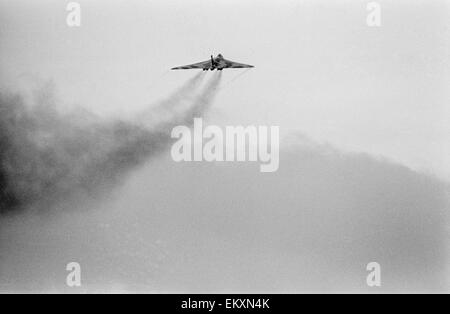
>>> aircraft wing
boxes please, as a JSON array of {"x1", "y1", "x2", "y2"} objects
[
  {"x1": 171, "y1": 60, "x2": 211, "y2": 70},
  {"x1": 224, "y1": 59, "x2": 254, "y2": 68}
]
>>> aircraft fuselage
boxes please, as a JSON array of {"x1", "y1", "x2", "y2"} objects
[
  {"x1": 171, "y1": 54, "x2": 253, "y2": 71},
  {"x1": 205, "y1": 54, "x2": 226, "y2": 71}
]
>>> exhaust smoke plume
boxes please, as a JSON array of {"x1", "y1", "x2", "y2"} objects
[
  {"x1": 176, "y1": 71, "x2": 223, "y2": 125},
  {"x1": 149, "y1": 71, "x2": 206, "y2": 115},
  {"x1": 0, "y1": 73, "x2": 222, "y2": 214}
]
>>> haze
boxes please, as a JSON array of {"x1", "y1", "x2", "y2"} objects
[{"x1": 0, "y1": 0, "x2": 449, "y2": 292}]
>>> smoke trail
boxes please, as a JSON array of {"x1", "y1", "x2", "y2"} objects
[
  {"x1": 155, "y1": 71, "x2": 205, "y2": 110},
  {"x1": 149, "y1": 72, "x2": 223, "y2": 133},
  {"x1": 0, "y1": 72, "x2": 219, "y2": 215},
  {"x1": 138, "y1": 72, "x2": 206, "y2": 128},
  {"x1": 219, "y1": 68, "x2": 251, "y2": 92},
  {"x1": 180, "y1": 71, "x2": 223, "y2": 124}
]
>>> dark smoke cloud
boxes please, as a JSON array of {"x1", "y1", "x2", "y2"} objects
[{"x1": 0, "y1": 73, "x2": 222, "y2": 214}]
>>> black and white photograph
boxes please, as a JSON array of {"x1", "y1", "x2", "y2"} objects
[{"x1": 0, "y1": 0, "x2": 449, "y2": 298}]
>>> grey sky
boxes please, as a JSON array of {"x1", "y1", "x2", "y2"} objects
[
  {"x1": 0, "y1": 0, "x2": 449, "y2": 292},
  {"x1": 0, "y1": 0, "x2": 448, "y2": 178}
]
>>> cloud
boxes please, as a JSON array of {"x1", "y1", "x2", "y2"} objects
[
  {"x1": 0, "y1": 75, "x2": 448, "y2": 293},
  {"x1": 132, "y1": 137, "x2": 448, "y2": 292},
  {"x1": 0, "y1": 73, "x2": 222, "y2": 214}
]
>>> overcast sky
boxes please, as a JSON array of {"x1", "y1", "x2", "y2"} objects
[
  {"x1": 1, "y1": 0, "x2": 449, "y2": 178},
  {"x1": 0, "y1": 0, "x2": 449, "y2": 292}
]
